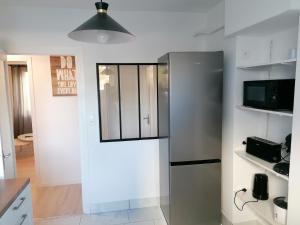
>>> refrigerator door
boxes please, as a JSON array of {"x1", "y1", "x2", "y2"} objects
[
  {"x1": 170, "y1": 162, "x2": 221, "y2": 225},
  {"x1": 169, "y1": 52, "x2": 223, "y2": 162}
]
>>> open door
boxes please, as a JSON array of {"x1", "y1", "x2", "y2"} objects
[{"x1": 0, "y1": 50, "x2": 16, "y2": 178}]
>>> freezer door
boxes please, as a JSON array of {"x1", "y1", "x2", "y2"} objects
[
  {"x1": 170, "y1": 162, "x2": 221, "y2": 225},
  {"x1": 169, "y1": 52, "x2": 223, "y2": 162}
]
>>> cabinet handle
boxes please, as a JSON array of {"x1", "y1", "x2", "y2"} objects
[
  {"x1": 13, "y1": 197, "x2": 26, "y2": 210},
  {"x1": 18, "y1": 214, "x2": 27, "y2": 225}
]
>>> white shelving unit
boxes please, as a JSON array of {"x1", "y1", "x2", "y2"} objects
[
  {"x1": 228, "y1": 13, "x2": 299, "y2": 224},
  {"x1": 237, "y1": 58, "x2": 296, "y2": 69},
  {"x1": 237, "y1": 106, "x2": 293, "y2": 118},
  {"x1": 237, "y1": 191, "x2": 284, "y2": 225},
  {"x1": 236, "y1": 151, "x2": 289, "y2": 181}
]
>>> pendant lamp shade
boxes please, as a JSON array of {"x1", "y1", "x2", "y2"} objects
[{"x1": 68, "y1": 1, "x2": 134, "y2": 44}]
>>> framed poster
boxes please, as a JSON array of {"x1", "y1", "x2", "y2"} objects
[{"x1": 50, "y1": 56, "x2": 77, "y2": 96}]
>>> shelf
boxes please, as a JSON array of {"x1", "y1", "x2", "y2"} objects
[
  {"x1": 236, "y1": 151, "x2": 289, "y2": 181},
  {"x1": 237, "y1": 58, "x2": 296, "y2": 69},
  {"x1": 236, "y1": 191, "x2": 284, "y2": 225},
  {"x1": 237, "y1": 106, "x2": 293, "y2": 117}
]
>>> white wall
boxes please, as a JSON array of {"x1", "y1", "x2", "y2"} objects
[
  {"x1": 29, "y1": 55, "x2": 81, "y2": 186},
  {"x1": 203, "y1": 29, "x2": 225, "y2": 51},
  {"x1": 205, "y1": 0, "x2": 225, "y2": 34},
  {"x1": 225, "y1": 0, "x2": 293, "y2": 36},
  {"x1": 221, "y1": 37, "x2": 236, "y2": 222},
  {"x1": 79, "y1": 11, "x2": 207, "y2": 213},
  {"x1": 0, "y1": 5, "x2": 208, "y2": 213},
  {"x1": 196, "y1": 1, "x2": 225, "y2": 51},
  {"x1": 287, "y1": 18, "x2": 300, "y2": 225},
  {"x1": 291, "y1": 0, "x2": 300, "y2": 9}
]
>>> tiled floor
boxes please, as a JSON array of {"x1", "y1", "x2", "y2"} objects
[{"x1": 34, "y1": 207, "x2": 167, "y2": 225}]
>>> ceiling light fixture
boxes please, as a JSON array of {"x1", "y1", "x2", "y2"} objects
[{"x1": 68, "y1": 1, "x2": 135, "y2": 44}]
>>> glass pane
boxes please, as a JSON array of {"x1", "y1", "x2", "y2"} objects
[
  {"x1": 98, "y1": 65, "x2": 120, "y2": 140},
  {"x1": 139, "y1": 65, "x2": 158, "y2": 138},
  {"x1": 119, "y1": 65, "x2": 139, "y2": 139},
  {"x1": 158, "y1": 62, "x2": 169, "y2": 138}
]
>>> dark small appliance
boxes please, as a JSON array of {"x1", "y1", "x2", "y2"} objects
[
  {"x1": 243, "y1": 79, "x2": 295, "y2": 110},
  {"x1": 285, "y1": 134, "x2": 292, "y2": 153},
  {"x1": 246, "y1": 137, "x2": 282, "y2": 163},
  {"x1": 273, "y1": 163, "x2": 290, "y2": 176},
  {"x1": 273, "y1": 134, "x2": 291, "y2": 176},
  {"x1": 253, "y1": 174, "x2": 269, "y2": 200}
]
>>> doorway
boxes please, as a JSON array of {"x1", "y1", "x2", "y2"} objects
[
  {"x1": 7, "y1": 61, "x2": 36, "y2": 186},
  {"x1": 6, "y1": 55, "x2": 82, "y2": 219}
]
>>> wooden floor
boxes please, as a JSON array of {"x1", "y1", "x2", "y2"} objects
[{"x1": 16, "y1": 156, "x2": 83, "y2": 219}]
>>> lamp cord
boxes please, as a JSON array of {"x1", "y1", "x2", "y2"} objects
[{"x1": 234, "y1": 188, "x2": 259, "y2": 211}]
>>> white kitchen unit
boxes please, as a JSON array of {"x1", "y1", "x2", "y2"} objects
[
  {"x1": 0, "y1": 179, "x2": 33, "y2": 225},
  {"x1": 223, "y1": 5, "x2": 300, "y2": 225}
]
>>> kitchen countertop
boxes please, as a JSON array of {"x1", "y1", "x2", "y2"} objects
[{"x1": 0, "y1": 178, "x2": 30, "y2": 218}]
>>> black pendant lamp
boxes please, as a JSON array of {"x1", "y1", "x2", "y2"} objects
[{"x1": 68, "y1": 1, "x2": 134, "y2": 44}]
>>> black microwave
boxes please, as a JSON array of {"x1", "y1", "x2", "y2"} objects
[{"x1": 243, "y1": 79, "x2": 295, "y2": 110}]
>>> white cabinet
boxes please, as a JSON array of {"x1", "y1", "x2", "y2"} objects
[{"x1": 0, "y1": 184, "x2": 33, "y2": 225}]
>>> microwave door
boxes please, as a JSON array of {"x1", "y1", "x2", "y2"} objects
[
  {"x1": 244, "y1": 82, "x2": 267, "y2": 109},
  {"x1": 243, "y1": 79, "x2": 295, "y2": 110}
]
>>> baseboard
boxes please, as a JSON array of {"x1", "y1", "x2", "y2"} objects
[
  {"x1": 91, "y1": 200, "x2": 129, "y2": 213},
  {"x1": 234, "y1": 221, "x2": 262, "y2": 225},
  {"x1": 90, "y1": 197, "x2": 159, "y2": 214},
  {"x1": 39, "y1": 178, "x2": 82, "y2": 187},
  {"x1": 158, "y1": 207, "x2": 228, "y2": 225},
  {"x1": 130, "y1": 197, "x2": 159, "y2": 209},
  {"x1": 222, "y1": 213, "x2": 232, "y2": 225},
  {"x1": 221, "y1": 213, "x2": 264, "y2": 225},
  {"x1": 158, "y1": 207, "x2": 168, "y2": 225}
]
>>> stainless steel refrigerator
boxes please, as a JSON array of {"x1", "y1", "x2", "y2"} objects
[{"x1": 158, "y1": 52, "x2": 223, "y2": 225}]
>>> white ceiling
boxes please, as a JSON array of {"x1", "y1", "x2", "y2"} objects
[{"x1": 0, "y1": 0, "x2": 223, "y2": 12}]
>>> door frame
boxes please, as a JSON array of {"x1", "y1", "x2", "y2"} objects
[
  {"x1": 2, "y1": 48, "x2": 90, "y2": 212},
  {"x1": 6, "y1": 55, "x2": 42, "y2": 183},
  {"x1": 0, "y1": 50, "x2": 17, "y2": 178}
]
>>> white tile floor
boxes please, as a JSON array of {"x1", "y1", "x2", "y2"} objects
[{"x1": 35, "y1": 207, "x2": 167, "y2": 225}]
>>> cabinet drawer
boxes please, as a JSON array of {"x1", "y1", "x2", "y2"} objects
[
  {"x1": 12, "y1": 185, "x2": 31, "y2": 214},
  {"x1": 0, "y1": 184, "x2": 33, "y2": 225},
  {"x1": 14, "y1": 213, "x2": 31, "y2": 225}
]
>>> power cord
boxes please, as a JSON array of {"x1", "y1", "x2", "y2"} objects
[
  {"x1": 281, "y1": 144, "x2": 290, "y2": 163},
  {"x1": 234, "y1": 188, "x2": 259, "y2": 211},
  {"x1": 281, "y1": 152, "x2": 290, "y2": 162}
]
